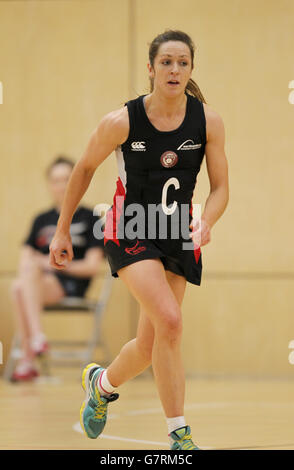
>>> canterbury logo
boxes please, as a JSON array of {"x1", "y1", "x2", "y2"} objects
[
  {"x1": 125, "y1": 240, "x2": 147, "y2": 255},
  {"x1": 131, "y1": 141, "x2": 146, "y2": 151},
  {"x1": 177, "y1": 139, "x2": 202, "y2": 150}
]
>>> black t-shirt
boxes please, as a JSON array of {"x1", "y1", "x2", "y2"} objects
[{"x1": 23, "y1": 206, "x2": 104, "y2": 296}]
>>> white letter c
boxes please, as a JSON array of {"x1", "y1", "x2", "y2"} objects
[{"x1": 161, "y1": 177, "x2": 180, "y2": 215}]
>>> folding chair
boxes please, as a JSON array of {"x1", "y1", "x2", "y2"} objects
[{"x1": 3, "y1": 267, "x2": 113, "y2": 381}]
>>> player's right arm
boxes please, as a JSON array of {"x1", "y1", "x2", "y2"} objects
[{"x1": 49, "y1": 107, "x2": 129, "y2": 270}]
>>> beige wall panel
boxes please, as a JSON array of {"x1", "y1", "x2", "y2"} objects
[
  {"x1": 0, "y1": 0, "x2": 129, "y2": 271},
  {"x1": 134, "y1": 0, "x2": 294, "y2": 272},
  {"x1": 0, "y1": 0, "x2": 133, "y2": 375},
  {"x1": 182, "y1": 278, "x2": 294, "y2": 378},
  {"x1": 1, "y1": 0, "x2": 294, "y2": 380}
]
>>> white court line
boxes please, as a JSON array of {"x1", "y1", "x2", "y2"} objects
[
  {"x1": 109, "y1": 403, "x2": 227, "y2": 419},
  {"x1": 72, "y1": 422, "x2": 169, "y2": 447},
  {"x1": 83, "y1": 400, "x2": 293, "y2": 426},
  {"x1": 123, "y1": 401, "x2": 294, "y2": 418},
  {"x1": 73, "y1": 400, "x2": 293, "y2": 450},
  {"x1": 72, "y1": 422, "x2": 212, "y2": 449},
  {"x1": 72, "y1": 421, "x2": 294, "y2": 451},
  {"x1": 108, "y1": 402, "x2": 245, "y2": 419}
]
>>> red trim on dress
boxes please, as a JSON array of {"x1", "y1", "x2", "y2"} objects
[{"x1": 104, "y1": 177, "x2": 126, "y2": 247}]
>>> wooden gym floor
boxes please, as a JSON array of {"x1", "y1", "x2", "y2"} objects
[{"x1": 1, "y1": 367, "x2": 294, "y2": 450}]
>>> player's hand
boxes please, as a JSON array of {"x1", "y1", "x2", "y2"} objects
[
  {"x1": 49, "y1": 232, "x2": 74, "y2": 270},
  {"x1": 189, "y1": 217, "x2": 211, "y2": 248}
]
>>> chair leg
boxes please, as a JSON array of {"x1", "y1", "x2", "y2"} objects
[
  {"x1": 84, "y1": 337, "x2": 112, "y2": 366},
  {"x1": 84, "y1": 306, "x2": 112, "y2": 366},
  {"x1": 36, "y1": 353, "x2": 51, "y2": 377}
]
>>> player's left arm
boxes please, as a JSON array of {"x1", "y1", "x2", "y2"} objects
[{"x1": 190, "y1": 106, "x2": 229, "y2": 247}]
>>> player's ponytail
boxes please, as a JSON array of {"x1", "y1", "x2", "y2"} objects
[
  {"x1": 148, "y1": 30, "x2": 206, "y2": 104},
  {"x1": 185, "y1": 78, "x2": 206, "y2": 103}
]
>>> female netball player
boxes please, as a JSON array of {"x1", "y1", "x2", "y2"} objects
[{"x1": 49, "y1": 30, "x2": 229, "y2": 450}]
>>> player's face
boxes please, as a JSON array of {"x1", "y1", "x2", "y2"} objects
[
  {"x1": 47, "y1": 163, "x2": 72, "y2": 206},
  {"x1": 149, "y1": 41, "x2": 193, "y2": 97}
]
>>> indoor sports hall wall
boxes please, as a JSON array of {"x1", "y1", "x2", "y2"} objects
[
  {"x1": 0, "y1": 0, "x2": 293, "y2": 379},
  {"x1": 0, "y1": 0, "x2": 132, "y2": 368},
  {"x1": 131, "y1": 0, "x2": 294, "y2": 378}
]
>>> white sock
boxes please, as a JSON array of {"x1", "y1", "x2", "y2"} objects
[
  {"x1": 96, "y1": 369, "x2": 117, "y2": 397},
  {"x1": 167, "y1": 416, "x2": 186, "y2": 436}
]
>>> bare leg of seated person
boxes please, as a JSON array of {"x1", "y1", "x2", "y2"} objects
[{"x1": 10, "y1": 254, "x2": 66, "y2": 381}]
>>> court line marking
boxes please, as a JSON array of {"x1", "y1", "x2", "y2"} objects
[
  {"x1": 72, "y1": 421, "x2": 213, "y2": 449},
  {"x1": 109, "y1": 401, "x2": 294, "y2": 420},
  {"x1": 73, "y1": 401, "x2": 294, "y2": 450},
  {"x1": 107, "y1": 402, "x2": 231, "y2": 420},
  {"x1": 72, "y1": 422, "x2": 169, "y2": 447},
  {"x1": 73, "y1": 421, "x2": 294, "y2": 450}
]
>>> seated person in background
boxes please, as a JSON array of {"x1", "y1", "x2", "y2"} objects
[{"x1": 10, "y1": 156, "x2": 104, "y2": 382}]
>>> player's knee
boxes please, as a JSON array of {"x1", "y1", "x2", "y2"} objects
[
  {"x1": 157, "y1": 307, "x2": 182, "y2": 341},
  {"x1": 20, "y1": 255, "x2": 40, "y2": 275}
]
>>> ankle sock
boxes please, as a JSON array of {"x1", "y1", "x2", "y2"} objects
[
  {"x1": 96, "y1": 369, "x2": 117, "y2": 397},
  {"x1": 167, "y1": 416, "x2": 186, "y2": 435}
]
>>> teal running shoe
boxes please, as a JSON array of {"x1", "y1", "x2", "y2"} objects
[
  {"x1": 79, "y1": 362, "x2": 119, "y2": 439},
  {"x1": 169, "y1": 425, "x2": 200, "y2": 450}
]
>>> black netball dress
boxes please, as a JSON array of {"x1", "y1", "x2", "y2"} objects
[{"x1": 104, "y1": 93, "x2": 206, "y2": 285}]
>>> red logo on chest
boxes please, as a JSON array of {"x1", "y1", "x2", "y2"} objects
[{"x1": 160, "y1": 151, "x2": 178, "y2": 168}]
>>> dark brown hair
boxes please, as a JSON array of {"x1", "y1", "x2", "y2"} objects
[
  {"x1": 148, "y1": 29, "x2": 206, "y2": 103},
  {"x1": 46, "y1": 155, "x2": 75, "y2": 178}
]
